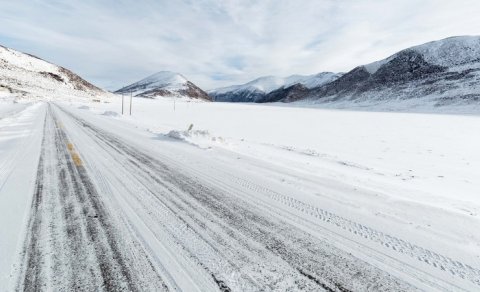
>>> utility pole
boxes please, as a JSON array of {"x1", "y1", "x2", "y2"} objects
[
  {"x1": 130, "y1": 91, "x2": 133, "y2": 115},
  {"x1": 121, "y1": 93, "x2": 124, "y2": 115}
]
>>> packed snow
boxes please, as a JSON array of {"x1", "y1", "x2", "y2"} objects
[{"x1": 64, "y1": 97, "x2": 480, "y2": 267}]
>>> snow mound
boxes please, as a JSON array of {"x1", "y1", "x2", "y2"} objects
[
  {"x1": 78, "y1": 105, "x2": 90, "y2": 110},
  {"x1": 102, "y1": 110, "x2": 120, "y2": 117},
  {"x1": 167, "y1": 129, "x2": 211, "y2": 140},
  {"x1": 167, "y1": 128, "x2": 225, "y2": 148}
]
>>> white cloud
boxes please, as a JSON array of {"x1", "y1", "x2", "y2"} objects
[{"x1": 0, "y1": 0, "x2": 479, "y2": 90}]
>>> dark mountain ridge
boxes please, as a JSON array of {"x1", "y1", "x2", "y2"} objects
[{"x1": 210, "y1": 36, "x2": 480, "y2": 108}]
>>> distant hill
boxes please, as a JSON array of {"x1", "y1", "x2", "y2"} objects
[
  {"x1": 0, "y1": 44, "x2": 107, "y2": 101},
  {"x1": 300, "y1": 35, "x2": 480, "y2": 108},
  {"x1": 115, "y1": 71, "x2": 211, "y2": 101},
  {"x1": 209, "y1": 36, "x2": 480, "y2": 110},
  {"x1": 209, "y1": 72, "x2": 341, "y2": 102}
]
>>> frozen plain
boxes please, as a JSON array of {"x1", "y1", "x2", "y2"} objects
[{"x1": 0, "y1": 96, "x2": 479, "y2": 291}]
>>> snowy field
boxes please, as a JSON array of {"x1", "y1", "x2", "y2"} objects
[
  {"x1": 68, "y1": 97, "x2": 480, "y2": 262},
  {"x1": 0, "y1": 95, "x2": 29, "y2": 118},
  {"x1": 1, "y1": 97, "x2": 479, "y2": 290},
  {"x1": 0, "y1": 101, "x2": 44, "y2": 286}
]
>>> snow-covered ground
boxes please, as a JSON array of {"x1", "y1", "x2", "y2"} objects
[
  {"x1": 0, "y1": 102, "x2": 45, "y2": 285},
  {"x1": 0, "y1": 100, "x2": 29, "y2": 119},
  {"x1": 68, "y1": 97, "x2": 480, "y2": 262},
  {"x1": 293, "y1": 94, "x2": 480, "y2": 114},
  {"x1": 1, "y1": 96, "x2": 480, "y2": 290}
]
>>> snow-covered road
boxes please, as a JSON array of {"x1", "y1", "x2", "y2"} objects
[{"x1": 1, "y1": 101, "x2": 479, "y2": 291}]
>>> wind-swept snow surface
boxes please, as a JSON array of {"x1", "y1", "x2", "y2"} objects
[
  {"x1": 1, "y1": 98, "x2": 479, "y2": 291},
  {"x1": 0, "y1": 103, "x2": 45, "y2": 286}
]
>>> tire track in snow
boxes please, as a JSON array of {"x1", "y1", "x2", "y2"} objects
[
  {"x1": 16, "y1": 117, "x2": 46, "y2": 291},
  {"x1": 59, "y1": 108, "x2": 302, "y2": 291},
  {"x1": 57, "y1": 104, "x2": 418, "y2": 292},
  {"x1": 15, "y1": 104, "x2": 168, "y2": 291},
  {"x1": 229, "y1": 175, "x2": 480, "y2": 287}
]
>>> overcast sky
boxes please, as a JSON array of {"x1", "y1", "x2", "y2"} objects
[{"x1": 1, "y1": 0, "x2": 480, "y2": 90}]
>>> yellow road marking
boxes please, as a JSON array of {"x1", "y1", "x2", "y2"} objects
[
  {"x1": 71, "y1": 152, "x2": 83, "y2": 166},
  {"x1": 66, "y1": 141, "x2": 82, "y2": 166}
]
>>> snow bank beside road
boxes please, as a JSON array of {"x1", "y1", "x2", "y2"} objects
[
  {"x1": 0, "y1": 103, "x2": 45, "y2": 287},
  {"x1": 167, "y1": 126, "x2": 226, "y2": 149},
  {"x1": 0, "y1": 100, "x2": 30, "y2": 119}
]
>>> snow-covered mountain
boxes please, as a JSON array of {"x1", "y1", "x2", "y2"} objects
[
  {"x1": 209, "y1": 72, "x2": 341, "y2": 102},
  {"x1": 301, "y1": 36, "x2": 480, "y2": 107},
  {"x1": 210, "y1": 36, "x2": 480, "y2": 109},
  {"x1": 0, "y1": 45, "x2": 107, "y2": 101},
  {"x1": 116, "y1": 71, "x2": 211, "y2": 101}
]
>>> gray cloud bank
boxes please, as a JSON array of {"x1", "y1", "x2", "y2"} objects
[{"x1": 1, "y1": 0, "x2": 479, "y2": 90}]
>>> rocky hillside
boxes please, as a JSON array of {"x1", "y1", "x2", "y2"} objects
[
  {"x1": 0, "y1": 45, "x2": 107, "y2": 101},
  {"x1": 301, "y1": 36, "x2": 480, "y2": 107},
  {"x1": 209, "y1": 36, "x2": 480, "y2": 110},
  {"x1": 209, "y1": 72, "x2": 341, "y2": 102},
  {"x1": 116, "y1": 71, "x2": 211, "y2": 101}
]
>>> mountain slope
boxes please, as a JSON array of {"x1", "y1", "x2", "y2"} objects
[
  {"x1": 116, "y1": 71, "x2": 211, "y2": 101},
  {"x1": 0, "y1": 45, "x2": 107, "y2": 101},
  {"x1": 303, "y1": 36, "x2": 480, "y2": 107},
  {"x1": 209, "y1": 72, "x2": 341, "y2": 102}
]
